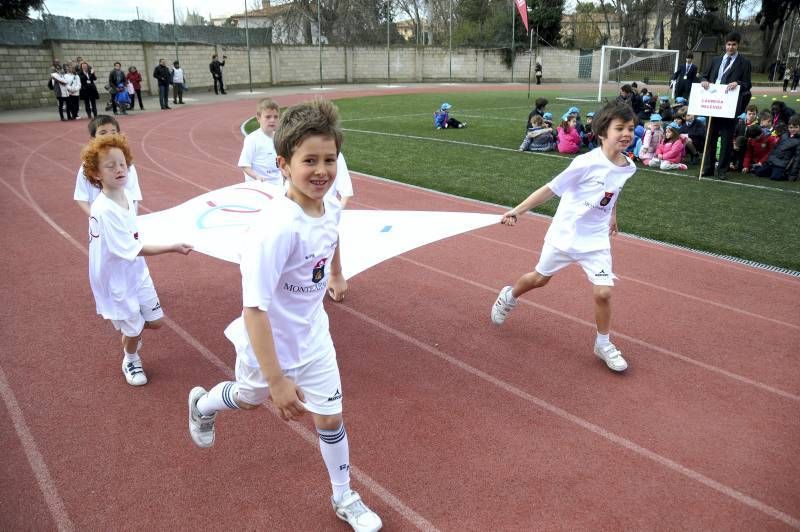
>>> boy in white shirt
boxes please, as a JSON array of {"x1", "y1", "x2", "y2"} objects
[
  {"x1": 491, "y1": 102, "x2": 638, "y2": 373},
  {"x1": 238, "y1": 98, "x2": 282, "y2": 186},
  {"x1": 74, "y1": 116, "x2": 142, "y2": 216},
  {"x1": 81, "y1": 135, "x2": 192, "y2": 386},
  {"x1": 171, "y1": 61, "x2": 185, "y2": 105},
  {"x1": 188, "y1": 99, "x2": 382, "y2": 532}
]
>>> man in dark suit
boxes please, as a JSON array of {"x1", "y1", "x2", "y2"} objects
[
  {"x1": 671, "y1": 52, "x2": 698, "y2": 100},
  {"x1": 700, "y1": 32, "x2": 752, "y2": 179}
]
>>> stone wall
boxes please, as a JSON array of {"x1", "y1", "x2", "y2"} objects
[{"x1": 0, "y1": 41, "x2": 598, "y2": 111}]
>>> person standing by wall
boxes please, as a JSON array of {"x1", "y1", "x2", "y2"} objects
[
  {"x1": 153, "y1": 58, "x2": 172, "y2": 110},
  {"x1": 171, "y1": 61, "x2": 185, "y2": 105},
  {"x1": 108, "y1": 62, "x2": 126, "y2": 116},
  {"x1": 209, "y1": 54, "x2": 227, "y2": 95},
  {"x1": 78, "y1": 61, "x2": 99, "y2": 119},
  {"x1": 700, "y1": 31, "x2": 752, "y2": 180},
  {"x1": 126, "y1": 66, "x2": 144, "y2": 111}
]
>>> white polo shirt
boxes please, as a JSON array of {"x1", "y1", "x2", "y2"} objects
[
  {"x1": 225, "y1": 194, "x2": 342, "y2": 370},
  {"x1": 324, "y1": 152, "x2": 354, "y2": 201},
  {"x1": 238, "y1": 129, "x2": 282, "y2": 187},
  {"x1": 88, "y1": 192, "x2": 149, "y2": 320},
  {"x1": 74, "y1": 164, "x2": 142, "y2": 206},
  {"x1": 545, "y1": 148, "x2": 636, "y2": 253}
]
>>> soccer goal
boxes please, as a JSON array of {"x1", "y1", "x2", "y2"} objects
[{"x1": 597, "y1": 45, "x2": 680, "y2": 102}]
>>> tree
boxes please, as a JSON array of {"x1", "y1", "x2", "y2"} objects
[
  {"x1": 183, "y1": 9, "x2": 207, "y2": 26},
  {"x1": 756, "y1": 0, "x2": 800, "y2": 71},
  {"x1": 1, "y1": 0, "x2": 45, "y2": 19},
  {"x1": 396, "y1": 0, "x2": 427, "y2": 44}
]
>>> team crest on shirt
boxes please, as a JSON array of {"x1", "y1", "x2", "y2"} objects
[
  {"x1": 312, "y1": 258, "x2": 327, "y2": 283},
  {"x1": 133, "y1": 231, "x2": 139, "y2": 240},
  {"x1": 599, "y1": 192, "x2": 615, "y2": 207}
]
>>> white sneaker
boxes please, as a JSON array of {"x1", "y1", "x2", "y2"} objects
[
  {"x1": 332, "y1": 490, "x2": 382, "y2": 532},
  {"x1": 121, "y1": 358, "x2": 147, "y2": 386},
  {"x1": 188, "y1": 386, "x2": 217, "y2": 448},
  {"x1": 491, "y1": 286, "x2": 516, "y2": 325},
  {"x1": 594, "y1": 343, "x2": 628, "y2": 372}
]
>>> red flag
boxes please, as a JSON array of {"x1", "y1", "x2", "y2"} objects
[{"x1": 515, "y1": 0, "x2": 530, "y2": 33}]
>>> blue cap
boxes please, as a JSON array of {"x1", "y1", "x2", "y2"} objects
[
  {"x1": 696, "y1": 116, "x2": 707, "y2": 124},
  {"x1": 440, "y1": 103, "x2": 451, "y2": 110},
  {"x1": 659, "y1": 95, "x2": 669, "y2": 101},
  {"x1": 675, "y1": 97, "x2": 687, "y2": 104},
  {"x1": 642, "y1": 94, "x2": 651, "y2": 102},
  {"x1": 568, "y1": 106, "x2": 580, "y2": 114},
  {"x1": 650, "y1": 113, "x2": 662, "y2": 122},
  {"x1": 543, "y1": 112, "x2": 552, "y2": 120},
  {"x1": 635, "y1": 125, "x2": 645, "y2": 137},
  {"x1": 666, "y1": 121, "x2": 681, "y2": 132},
  {"x1": 561, "y1": 113, "x2": 570, "y2": 121},
  {"x1": 586, "y1": 112, "x2": 595, "y2": 117}
]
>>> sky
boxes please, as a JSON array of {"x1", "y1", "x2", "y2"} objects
[{"x1": 32, "y1": 0, "x2": 240, "y2": 24}]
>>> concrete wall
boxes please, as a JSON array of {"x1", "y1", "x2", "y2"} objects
[{"x1": 0, "y1": 41, "x2": 597, "y2": 111}]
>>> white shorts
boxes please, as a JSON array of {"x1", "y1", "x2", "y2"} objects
[
  {"x1": 110, "y1": 276, "x2": 164, "y2": 337},
  {"x1": 535, "y1": 243, "x2": 616, "y2": 286},
  {"x1": 234, "y1": 350, "x2": 343, "y2": 416}
]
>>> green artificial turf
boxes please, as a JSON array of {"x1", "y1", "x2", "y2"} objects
[{"x1": 244, "y1": 90, "x2": 800, "y2": 271}]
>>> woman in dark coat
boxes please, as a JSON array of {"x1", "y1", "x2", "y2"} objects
[{"x1": 78, "y1": 61, "x2": 99, "y2": 119}]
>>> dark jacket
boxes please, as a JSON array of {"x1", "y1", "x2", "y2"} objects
[
  {"x1": 672, "y1": 61, "x2": 698, "y2": 99},
  {"x1": 767, "y1": 133, "x2": 800, "y2": 169},
  {"x1": 209, "y1": 59, "x2": 225, "y2": 77},
  {"x1": 78, "y1": 70, "x2": 99, "y2": 99},
  {"x1": 701, "y1": 53, "x2": 752, "y2": 116},
  {"x1": 108, "y1": 68, "x2": 125, "y2": 89},
  {"x1": 153, "y1": 64, "x2": 172, "y2": 86}
]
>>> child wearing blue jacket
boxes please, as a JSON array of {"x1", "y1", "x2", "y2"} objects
[{"x1": 434, "y1": 103, "x2": 467, "y2": 129}]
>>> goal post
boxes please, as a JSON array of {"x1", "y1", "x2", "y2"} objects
[{"x1": 597, "y1": 45, "x2": 680, "y2": 102}]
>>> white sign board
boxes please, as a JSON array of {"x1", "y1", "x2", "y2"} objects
[{"x1": 687, "y1": 83, "x2": 740, "y2": 118}]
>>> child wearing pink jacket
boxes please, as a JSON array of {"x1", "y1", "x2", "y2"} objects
[
  {"x1": 639, "y1": 114, "x2": 664, "y2": 166},
  {"x1": 647, "y1": 122, "x2": 688, "y2": 170},
  {"x1": 556, "y1": 115, "x2": 581, "y2": 154}
]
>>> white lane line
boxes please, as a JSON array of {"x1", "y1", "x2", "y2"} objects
[{"x1": 335, "y1": 302, "x2": 800, "y2": 530}]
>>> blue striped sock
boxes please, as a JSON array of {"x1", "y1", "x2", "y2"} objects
[{"x1": 196, "y1": 381, "x2": 240, "y2": 416}]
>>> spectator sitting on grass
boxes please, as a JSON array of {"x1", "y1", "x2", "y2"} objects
[
  {"x1": 638, "y1": 114, "x2": 664, "y2": 166},
  {"x1": 672, "y1": 97, "x2": 688, "y2": 115},
  {"x1": 754, "y1": 115, "x2": 800, "y2": 180},
  {"x1": 556, "y1": 114, "x2": 581, "y2": 154},
  {"x1": 770, "y1": 101, "x2": 795, "y2": 130},
  {"x1": 583, "y1": 112, "x2": 597, "y2": 149},
  {"x1": 657, "y1": 96, "x2": 673, "y2": 122},
  {"x1": 519, "y1": 115, "x2": 555, "y2": 152},
  {"x1": 648, "y1": 122, "x2": 688, "y2": 171},
  {"x1": 741, "y1": 124, "x2": 779, "y2": 174},
  {"x1": 434, "y1": 103, "x2": 467, "y2": 129},
  {"x1": 526, "y1": 98, "x2": 548, "y2": 128},
  {"x1": 731, "y1": 104, "x2": 759, "y2": 171},
  {"x1": 638, "y1": 94, "x2": 654, "y2": 123},
  {"x1": 758, "y1": 111, "x2": 773, "y2": 136},
  {"x1": 542, "y1": 112, "x2": 553, "y2": 129}
]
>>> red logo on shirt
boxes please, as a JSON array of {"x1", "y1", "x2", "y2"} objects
[
  {"x1": 599, "y1": 192, "x2": 614, "y2": 207},
  {"x1": 312, "y1": 258, "x2": 327, "y2": 283}
]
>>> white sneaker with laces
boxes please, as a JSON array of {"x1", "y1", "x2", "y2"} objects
[
  {"x1": 188, "y1": 386, "x2": 217, "y2": 448},
  {"x1": 332, "y1": 490, "x2": 382, "y2": 532},
  {"x1": 121, "y1": 358, "x2": 147, "y2": 386},
  {"x1": 594, "y1": 343, "x2": 628, "y2": 372},
  {"x1": 491, "y1": 286, "x2": 516, "y2": 325}
]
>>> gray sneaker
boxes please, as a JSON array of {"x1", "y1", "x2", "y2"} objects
[
  {"x1": 491, "y1": 286, "x2": 516, "y2": 325},
  {"x1": 332, "y1": 490, "x2": 382, "y2": 532},
  {"x1": 594, "y1": 343, "x2": 628, "y2": 372},
  {"x1": 188, "y1": 387, "x2": 217, "y2": 448}
]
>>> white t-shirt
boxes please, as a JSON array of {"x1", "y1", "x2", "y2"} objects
[
  {"x1": 545, "y1": 148, "x2": 636, "y2": 253},
  {"x1": 224, "y1": 195, "x2": 342, "y2": 370},
  {"x1": 238, "y1": 129, "x2": 282, "y2": 186},
  {"x1": 74, "y1": 164, "x2": 142, "y2": 206},
  {"x1": 88, "y1": 192, "x2": 150, "y2": 320},
  {"x1": 326, "y1": 152, "x2": 354, "y2": 200},
  {"x1": 172, "y1": 68, "x2": 184, "y2": 84}
]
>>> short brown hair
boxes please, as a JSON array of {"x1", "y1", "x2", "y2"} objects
[
  {"x1": 80, "y1": 134, "x2": 133, "y2": 189},
  {"x1": 592, "y1": 102, "x2": 636, "y2": 140},
  {"x1": 256, "y1": 98, "x2": 280, "y2": 116},
  {"x1": 273, "y1": 98, "x2": 342, "y2": 162},
  {"x1": 789, "y1": 115, "x2": 800, "y2": 127},
  {"x1": 745, "y1": 104, "x2": 758, "y2": 113},
  {"x1": 88, "y1": 115, "x2": 120, "y2": 137}
]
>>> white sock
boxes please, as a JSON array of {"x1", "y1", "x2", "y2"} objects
[
  {"x1": 596, "y1": 332, "x2": 611, "y2": 347},
  {"x1": 318, "y1": 424, "x2": 350, "y2": 503},
  {"x1": 122, "y1": 349, "x2": 139, "y2": 363},
  {"x1": 196, "y1": 381, "x2": 240, "y2": 417}
]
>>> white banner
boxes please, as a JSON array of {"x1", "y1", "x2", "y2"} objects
[
  {"x1": 687, "y1": 83, "x2": 740, "y2": 118},
  {"x1": 137, "y1": 182, "x2": 500, "y2": 279}
]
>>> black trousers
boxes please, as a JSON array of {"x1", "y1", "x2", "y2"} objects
[
  {"x1": 704, "y1": 117, "x2": 735, "y2": 174},
  {"x1": 173, "y1": 83, "x2": 183, "y2": 103},
  {"x1": 82, "y1": 95, "x2": 97, "y2": 118},
  {"x1": 213, "y1": 75, "x2": 225, "y2": 94},
  {"x1": 56, "y1": 96, "x2": 67, "y2": 120},
  {"x1": 67, "y1": 95, "x2": 80, "y2": 119}
]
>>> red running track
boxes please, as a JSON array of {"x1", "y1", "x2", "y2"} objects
[{"x1": 0, "y1": 87, "x2": 799, "y2": 531}]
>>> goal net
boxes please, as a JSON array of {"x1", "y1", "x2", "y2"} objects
[{"x1": 597, "y1": 46, "x2": 680, "y2": 102}]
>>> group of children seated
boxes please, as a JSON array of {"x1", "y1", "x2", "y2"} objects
[{"x1": 516, "y1": 92, "x2": 800, "y2": 181}]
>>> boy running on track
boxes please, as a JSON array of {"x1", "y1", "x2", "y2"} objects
[
  {"x1": 491, "y1": 102, "x2": 638, "y2": 373},
  {"x1": 81, "y1": 135, "x2": 192, "y2": 386},
  {"x1": 188, "y1": 99, "x2": 382, "y2": 532},
  {"x1": 74, "y1": 115, "x2": 142, "y2": 216},
  {"x1": 238, "y1": 98, "x2": 283, "y2": 186}
]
